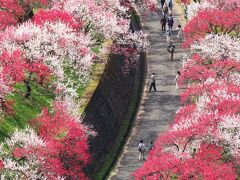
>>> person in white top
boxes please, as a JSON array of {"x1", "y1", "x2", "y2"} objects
[
  {"x1": 138, "y1": 140, "x2": 146, "y2": 161},
  {"x1": 176, "y1": 24, "x2": 183, "y2": 42},
  {"x1": 149, "y1": 73, "x2": 157, "y2": 91},
  {"x1": 175, "y1": 71, "x2": 181, "y2": 89}
]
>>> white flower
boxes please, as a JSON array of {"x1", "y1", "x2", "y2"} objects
[{"x1": 191, "y1": 34, "x2": 240, "y2": 61}]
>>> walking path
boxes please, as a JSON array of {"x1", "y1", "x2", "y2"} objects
[{"x1": 109, "y1": 2, "x2": 186, "y2": 180}]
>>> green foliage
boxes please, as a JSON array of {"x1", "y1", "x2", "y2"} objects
[
  {"x1": 91, "y1": 45, "x2": 101, "y2": 54},
  {"x1": 91, "y1": 32, "x2": 105, "y2": 45},
  {"x1": 0, "y1": 82, "x2": 54, "y2": 142},
  {"x1": 63, "y1": 61, "x2": 89, "y2": 98}
]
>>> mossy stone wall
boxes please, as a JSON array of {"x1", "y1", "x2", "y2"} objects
[{"x1": 83, "y1": 11, "x2": 144, "y2": 178}]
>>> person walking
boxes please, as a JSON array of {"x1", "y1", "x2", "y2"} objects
[
  {"x1": 148, "y1": 141, "x2": 154, "y2": 152},
  {"x1": 167, "y1": 42, "x2": 175, "y2": 62},
  {"x1": 162, "y1": 2, "x2": 168, "y2": 16},
  {"x1": 138, "y1": 140, "x2": 146, "y2": 161},
  {"x1": 176, "y1": 24, "x2": 183, "y2": 42},
  {"x1": 167, "y1": 14, "x2": 174, "y2": 29},
  {"x1": 166, "y1": 27, "x2": 171, "y2": 42},
  {"x1": 160, "y1": 15, "x2": 167, "y2": 32},
  {"x1": 149, "y1": 73, "x2": 156, "y2": 91},
  {"x1": 175, "y1": 71, "x2": 181, "y2": 89},
  {"x1": 167, "y1": 0, "x2": 173, "y2": 15},
  {"x1": 161, "y1": 0, "x2": 165, "y2": 8}
]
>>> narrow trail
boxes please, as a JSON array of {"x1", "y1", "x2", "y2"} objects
[{"x1": 109, "y1": 2, "x2": 186, "y2": 180}]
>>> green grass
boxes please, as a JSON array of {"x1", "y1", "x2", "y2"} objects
[
  {"x1": 79, "y1": 62, "x2": 105, "y2": 114},
  {"x1": 0, "y1": 82, "x2": 54, "y2": 142}
]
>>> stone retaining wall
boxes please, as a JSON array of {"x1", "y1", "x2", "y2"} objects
[{"x1": 83, "y1": 11, "x2": 144, "y2": 178}]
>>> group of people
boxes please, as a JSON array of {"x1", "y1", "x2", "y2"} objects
[
  {"x1": 149, "y1": 70, "x2": 181, "y2": 91},
  {"x1": 161, "y1": 9, "x2": 183, "y2": 42},
  {"x1": 143, "y1": 0, "x2": 183, "y2": 161},
  {"x1": 138, "y1": 140, "x2": 154, "y2": 161},
  {"x1": 161, "y1": 0, "x2": 173, "y2": 15},
  {"x1": 148, "y1": 0, "x2": 183, "y2": 92},
  {"x1": 159, "y1": 1, "x2": 183, "y2": 66}
]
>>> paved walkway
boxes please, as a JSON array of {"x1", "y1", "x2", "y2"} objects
[{"x1": 109, "y1": 2, "x2": 186, "y2": 180}]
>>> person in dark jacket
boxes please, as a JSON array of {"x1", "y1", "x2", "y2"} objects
[
  {"x1": 167, "y1": 14, "x2": 174, "y2": 29},
  {"x1": 160, "y1": 15, "x2": 167, "y2": 31},
  {"x1": 161, "y1": 0, "x2": 165, "y2": 8},
  {"x1": 167, "y1": 42, "x2": 175, "y2": 62}
]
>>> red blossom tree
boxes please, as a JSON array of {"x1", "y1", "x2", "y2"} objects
[
  {"x1": 134, "y1": 144, "x2": 236, "y2": 180},
  {"x1": 0, "y1": 50, "x2": 51, "y2": 114},
  {"x1": 30, "y1": 102, "x2": 90, "y2": 179},
  {"x1": 183, "y1": 8, "x2": 240, "y2": 46},
  {"x1": 178, "y1": 54, "x2": 240, "y2": 86},
  {"x1": 33, "y1": 9, "x2": 81, "y2": 30},
  {"x1": 0, "y1": 50, "x2": 51, "y2": 97},
  {"x1": 0, "y1": 0, "x2": 48, "y2": 30}
]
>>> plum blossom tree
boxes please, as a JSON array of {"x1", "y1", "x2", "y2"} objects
[
  {"x1": 179, "y1": 54, "x2": 240, "y2": 85},
  {"x1": 185, "y1": 1, "x2": 216, "y2": 20},
  {"x1": 0, "y1": 0, "x2": 48, "y2": 30},
  {"x1": 2, "y1": 50, "x2": 51, "y2": 94},
  {"x1": 30, "y1": 101, "x2": 90, "y2": 179},
  {"x1": 51, "y1": 0, "x2": 150, "y2": 48},
  {"x1": 183, "y1": 8, "x2": 240, "y2": 46},
  {"x1": 134, "y1": 143, "x2": 236, "y2": 180},
  {"x1": 0, "y1": 127, "x2": 48, "y2": 179},
  {"x1": 179, "y1": 0, "x2": 240, "y2": 8},
  {"x1": 217, "y1": 115, "x2": 240, "y2": 158},
  {"x1": 0, "y1": 19, "x2": 93, "y2": 97},
  {"x1": 33, "y1": 9, "x2": 81, "y2": 29},
  {"x1": 0, "y1": 49, "x2": 51, "y2": 115},
  {"x1": 0, "y1": 101, "x2": 91, "y2": 179},
  {"x1": 207, "y1": 0, "x2": 240, "y2": 10},
  {"x1": 51, "y1": 0, "x2": 129, "y2": 39},
  {"x1": 191, "y1": 34, "x2": 240, "y2": 61},
  {"x1": 48, "y1": 0, "x2": 150, "y2": 76}
]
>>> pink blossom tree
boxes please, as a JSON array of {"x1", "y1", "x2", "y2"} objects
[{"x1": 0, "y1": 102, "x2": 90, "y2": 179}]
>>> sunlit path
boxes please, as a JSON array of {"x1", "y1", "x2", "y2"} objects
[{"x1": 109, "y1": 2, "x2": 186, "y2": 179}]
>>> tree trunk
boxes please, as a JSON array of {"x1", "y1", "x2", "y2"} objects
[{"x1": 24, "y1": 80, "x2": 31, "y2": 98}]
